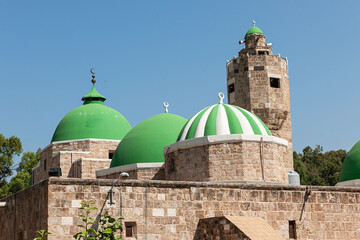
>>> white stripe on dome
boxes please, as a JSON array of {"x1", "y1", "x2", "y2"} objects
[
  {"x1": 179, "y1": 108, "x2": 204, "y2": 141},
  {"x1": 194, "y1": 105, "x2": 216, "y2": 138},
  {"x1": 227, "y1": 105, "x2": 254, "y2": 135},
  {"x1": 241, "y1": 108, "x2": 268, "y2": 135},
  {"x1": 216, "y1": 104, "x2": 230, "y2": 135}
]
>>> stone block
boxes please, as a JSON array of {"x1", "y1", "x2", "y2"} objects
[
  {"x1": 61, "y1": 217, "x2": 73, "y2": 225},
  {"x1": 152, "y1": 208, "x2": 164, "y2": 217}
]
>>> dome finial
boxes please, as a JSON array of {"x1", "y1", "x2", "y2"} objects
[
  {"x1": 90, "y1": 68, "x2": 96, "y2": 85},
  {"x1": 252, "y1": 20, "x2": 255, "y2": 27},
  {"x1": 163, "y1": 102, "x2": 169, "y2": 113},
  {"x1": 218, "y1": 92, "x2": 224, "y2": 104}
]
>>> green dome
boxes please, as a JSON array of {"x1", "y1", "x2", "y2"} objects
[
  {"x1": 339, "y1": 140, "x2": 360, "y2": 182},
  {"x1": 110, "y1": 113, "x2": 187, "y2": 167},
  {"x1": 51, "y1": 85, "x2": 131, "y2": 142},
  {"x1": 177, "y1": 100, "x2": 271, "y2": 142},
  {"x1": 246, "y1": 26, "x2": 264, "y2": 35}
]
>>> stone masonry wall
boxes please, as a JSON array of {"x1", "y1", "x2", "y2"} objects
[
  {"x1": 98, "y1": 168, "x2": 165, "y2": 180},
  {"x1": 199, "y1": 217, "x2": 248, "y2": 239},
  {"x1": 227, "y1": 40, "x2": 293, "y2": 172},
  {"x1": 33, "y1": 139, "x2": 120, "y2": 184},
  {"x1": 73, "y1": 159, "x2": 111, "y2": 178},
  {"x1": 20, "y1": 178, "x2": 360, "y2": 240},
  {"x1": 165, "y1": 141, "x2": 288, "y2": 183},
  {"x1": 0, "y1": 180, "x2": 48, "y2": 240}
]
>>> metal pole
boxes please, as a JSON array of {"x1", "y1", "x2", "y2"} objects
[{"x1": 260, "y1": 137, "x2": 265, "y2": 181}]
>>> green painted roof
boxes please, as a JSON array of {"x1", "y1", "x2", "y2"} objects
[
  {"x1": 246, "y1": 26, "x2": 264, "y2": 35},
  {"x1": 81, "y1": 85, "x2": 106, "y2": 102},
  {"x1": 177, "y1": 103, "x2": 271, "y2": 141},
  {"x1": 51, "y1": 85, "x2": 131, "y2": 142},
  {"x1": 339, "y1": 140, "x2": 360, "y2": 182},
  {"x1": 51, "y1": 103, "x2": 131, "y2": 142},
  {"x1": 110, "y1": 113, "x2": 187, "y2": 167}
]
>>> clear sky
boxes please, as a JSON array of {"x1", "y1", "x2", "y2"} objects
[{"x1": 1, "y1": 1, "x2": 360, "y2": 162}]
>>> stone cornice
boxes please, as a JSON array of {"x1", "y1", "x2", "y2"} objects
[{"x1": 164, "y1": 134, "x2": 288, "y2": 154}]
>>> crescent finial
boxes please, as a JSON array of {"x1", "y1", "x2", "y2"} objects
[
  {"x1": 90, "y1": 68, "x2": 96, "y2": 85},
  {"x1": 163, "y1": 102, "x2": 169, "y2": 113},
  {"x1": 218, "y1": 92, "x2": 224, "y2": 104}
]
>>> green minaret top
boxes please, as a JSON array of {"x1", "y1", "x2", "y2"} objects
[
  {"x1": 246, "y1": 20, "x2": 264, "y2": 36},
  {"x1": 81, "y1": 68, "x2": 106, "y2": 105}
]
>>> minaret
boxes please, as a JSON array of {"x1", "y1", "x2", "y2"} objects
[{"x1": 226, "y1": 21, "x2": 293, "y2": 170}]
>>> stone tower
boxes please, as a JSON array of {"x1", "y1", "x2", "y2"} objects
[{"x1": 226, "y1": 21, "x2": 293, "y2": 170}]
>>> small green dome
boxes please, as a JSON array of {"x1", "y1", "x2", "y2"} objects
[
  {"x1": 110, "y1": 113, "x2": 187, "y2": 167},
  {"x1": 246, "y1": 26, "x2": 264, "y2": 35},
  {"x1": 51, "y1": 85, "x2": 131, "y2": 142},
  {"x1": 339, "y1": 140, "x2": 360, "y2": 182}
]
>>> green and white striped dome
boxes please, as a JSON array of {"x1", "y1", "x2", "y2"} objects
[{"x1": 177, "y1": 93, "x2": 271, "y2": 141}]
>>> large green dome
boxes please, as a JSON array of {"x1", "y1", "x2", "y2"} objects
[
  {"x1": 110, "y1": 113, "x2": 187, "y2": 167},
  {"x1": 339, "y1": 140, "x2": 360, "y2": 182},
  {"x1": 51, "y1": 85, "x2": 131, "y2": 142}
]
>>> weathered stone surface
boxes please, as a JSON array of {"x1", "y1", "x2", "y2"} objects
[
  {"x1": 165, "y1": 141, "x2": 288, "y2": 183},
  {"x1": 33, "y1": 139, "x2": 119, "y2": 184},
  {"x1": 227, "y1": 34, "x2": 293, "y2": 171},
  {"x1": 2, "y1": 179, "x2": 360, "y2": 239}
]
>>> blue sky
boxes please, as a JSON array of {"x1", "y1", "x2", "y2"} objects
[{"x1": 1, "y1": 1, "x2": 360, "y2": 161}]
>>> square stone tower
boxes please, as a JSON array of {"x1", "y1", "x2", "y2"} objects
[{"x1": 226, "y1": 22, "x2": 293, "y2": 170}]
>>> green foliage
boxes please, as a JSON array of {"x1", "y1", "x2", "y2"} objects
[
  {"x1": 294, "y1": 145, "x2": 346, "y2": 186},
  {"x1": 8, "y1": 171, "x2": 31, "y2": 194},
  {"x1": 17, "y1": 148, "x2": 41, "y2": 174},
  {"x1": 0, "y1": 134, "x2": 22, "y2": 183},
  {"x1": 74, "y1": 201, "x2": 123, "y2": 240},
  {"x1": 0, "y1": 133, "x2": 41, "y2": 199},
  {"x1": 33, "y1": 230, "x2": 51, "y2": 240}
]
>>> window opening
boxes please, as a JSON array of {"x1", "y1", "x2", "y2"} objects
[
  {"x1": 234, "y1": 69, "x2": 239, "y2": 74},
  {"x1": 228, "y1": 84, "x2": 235, "y2": 94},
  {"x1": 254, "y1": 66, "x2": 264, "y2": 71},
  {"x1": 244, "y1": 67, "x2": 248, "y2": 71},
  {"x1": 170, "y1": 159, "x2": 176, "y2": 173},
  {"x1": 125, "y1": 222, "x2": 136, "y2": 237},
  {"x1": 109, "y1": 150, "x2": 115, "y2": 160},
  {"x1": 270, "y1": 78, "x2": 280, "y2": 88},
  {"x1": 289, "y1": 220, "x2": 297, "y2": 239},
  {"x1": 258, "y1": 51, "x2": 268, "y2": 55},
  {"x1": 44, "y1": 159, "x2": 47, "y2": 171}
]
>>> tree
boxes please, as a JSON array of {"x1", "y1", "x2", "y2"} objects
[
  {"x1": 17, "y1": 148, "x2": 41, "y2": 174},
  {"x1": 0, "y1": 134, "x2": 22, "y2": 183},
  {"x1": 8, "y1": 172, "x2": 31, "y2": 194},
  {"x1": 294, "y1": 145, "x2": 346, "y2": 186},
  {"x1": 0, "y1": 133, "x2": 41, "y2": 199},
  {"x1": 3, "y1": 148, "x2": 41, "y2": 197}
]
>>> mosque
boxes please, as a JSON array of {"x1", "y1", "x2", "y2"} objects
[{"x1": 1, "y1": 22, "x2": 360, "y2": 240}]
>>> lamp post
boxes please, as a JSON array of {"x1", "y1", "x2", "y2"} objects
[{"x1": 108, "y1": 172, "x2": 129, "y2": 206}]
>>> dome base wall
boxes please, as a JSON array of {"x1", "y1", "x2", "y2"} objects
[{"x1": 165, "y1": 136, "x2": 290, "y2": 183}]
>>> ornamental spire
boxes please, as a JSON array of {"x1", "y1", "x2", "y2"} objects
[
  {"x1": 163, "y1": 102, "x2": 169, "y2": 113},
  {"x1": 252, "y1": 20, "x2": 255, "y2": 27},
  {"x1": 81, "y1": 68, "x2": 106, "y2": 104},
  {"x1": 218, "y1": 92, "x2": 224, "y2": 104},
  {"x1": 90, "y1": 68, "x2": 96, "y2": 85}
]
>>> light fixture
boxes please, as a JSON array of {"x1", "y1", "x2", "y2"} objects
[{"x1": 108, "y1": 172, "x2": 129, "y2": 206}]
